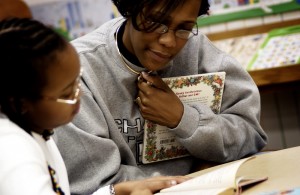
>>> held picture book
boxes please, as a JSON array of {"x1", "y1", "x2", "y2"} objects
[
  {"x1": 155, "y1": 156, "x2": 268, "y2": 195},
  {"x1": 142, "y1": 72, "x2": 226, "y2": 164}
]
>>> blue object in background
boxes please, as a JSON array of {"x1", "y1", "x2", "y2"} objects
[{"x1": 258, "y1": 188, "x2": 300, "y2": 195}]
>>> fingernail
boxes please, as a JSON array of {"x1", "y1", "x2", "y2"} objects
[
  {"x1": 146, "y1": 81, "x2": 153, "y2": 87},
  {"x1": 137, "y1": 75, "x2": 143, "y2": 82},
  {"x1": 170, "y1": 180, "x2": 177, "y2": 186},
  {"x1": 142, "y1": 71, "x2": 149, "y2": 76}
]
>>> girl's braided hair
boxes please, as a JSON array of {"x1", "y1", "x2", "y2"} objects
[{"x1": 0, "y1": 18, "x2": 67, "y2": 130}]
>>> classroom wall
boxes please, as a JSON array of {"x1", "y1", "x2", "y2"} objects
[
  {"x1": 26, "y1": 0, "x2": 118, "y2": 40},
  {"x1": 261, "y1": 90, "x2": 300, "y2": 150},
  {"x1": 203, "y1": 1, "x2": 300, "y2": 150}
]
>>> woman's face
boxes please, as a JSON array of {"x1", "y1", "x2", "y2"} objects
[
  {"x1": 22, "y1": 44, "x2": 81, "y2": 134},
  {"x1": 123, "y1": 0, "x2": 201, "y2": 71}
]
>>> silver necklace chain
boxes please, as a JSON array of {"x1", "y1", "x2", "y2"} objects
[{"x1": 115, "y1": 24, "x2": 140, "y2": 75}]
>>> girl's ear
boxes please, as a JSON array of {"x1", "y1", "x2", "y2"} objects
[
  {"x1": 19, "y1": 99, "x2": 32, "y2": 115},
  {"x1": 8, "y1": 97, "x2": 29, "y2": 115}
]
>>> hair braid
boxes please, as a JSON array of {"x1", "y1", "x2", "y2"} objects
[{"x1": 0, "y1": 18, "x2": 67, "y2": 130}]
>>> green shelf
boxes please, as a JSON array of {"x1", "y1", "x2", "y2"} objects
[{"x1": 197, "y1": 0, "x2": 300, "y2": 27}]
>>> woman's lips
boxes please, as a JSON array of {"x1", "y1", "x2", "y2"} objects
[{"x1": 149, "y1": 49, "x2": 171, "y2": 63}]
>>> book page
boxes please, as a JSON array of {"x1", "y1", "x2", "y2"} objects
[
  {"x1": 155, "y1": 187, "x2": 230, "y2": 195},
  {"x1": 142, "y1": 72, "x2": 226, "y2": 164},
  {"x1": 158, "y1": 157, "x2": 254, "y2": 194}
]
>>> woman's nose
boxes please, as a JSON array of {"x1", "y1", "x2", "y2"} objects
[{"x1": 158, "y1": 30, "x2": 177, "y2": 48}]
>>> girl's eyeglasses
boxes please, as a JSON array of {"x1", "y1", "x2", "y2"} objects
[{"x1": 41, "y1": 69, "x2": 82, "y2": 105}]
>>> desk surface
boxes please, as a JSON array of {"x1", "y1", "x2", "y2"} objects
[{"x1": 188, "y1": 146, "x2": 300, "y2": 194}]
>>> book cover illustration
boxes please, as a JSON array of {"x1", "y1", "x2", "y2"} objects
[{"x1": 142, "y1": 72, "x2": 226, "y2": 164}]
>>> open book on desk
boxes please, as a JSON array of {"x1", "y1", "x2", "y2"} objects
[
  {"x1": 142, "y1": 72, "x2": 226, "y2": 164},
  {"x1": 155, "y1": 157, "x2": 268, "y2": 195}
]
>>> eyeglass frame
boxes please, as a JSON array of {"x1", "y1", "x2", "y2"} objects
[
  {"x1": 142, "y1": 20, "x2": 198, "y2": 40},
  {"x1": 41, "y1": 68, "x2": 82, "y2": 105}
]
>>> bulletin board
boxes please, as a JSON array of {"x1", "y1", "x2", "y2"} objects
[
  {"x1": 29, "y1": 0, "x2": 120, "y2": 40},
  {"x1": 198, "y1": 0, "x2": 300, "y2": 27}
]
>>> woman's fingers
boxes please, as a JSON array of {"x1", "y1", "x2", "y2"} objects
[
  {"x1": 114, "y1": 176, "x2": 190, "y2": 195},
  {"x1": 138, "y1": 71, "x2": 170, "y2": 92}
]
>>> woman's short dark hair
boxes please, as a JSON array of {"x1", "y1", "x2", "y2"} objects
[
  {"x1": 0, "y1": 18, "x2": 67, "y2": 125},
  {"x1": 112, "y1": 0, "x2": 209, "y2": 30}
]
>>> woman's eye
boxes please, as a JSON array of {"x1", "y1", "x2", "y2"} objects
[
  {"x1": 144, "y1": 20, "x2": 154, "y2": 27},
  {"x1": 178, "y1": 25, "x2": 194, "y2": 31}
]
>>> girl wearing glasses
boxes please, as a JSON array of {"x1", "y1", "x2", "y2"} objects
[
  {"x1": 0, "y1": 18, "x2": 187, "y2": 195},
  {"x1": 55, "y1": 0, "x2": 268, "y2": 194}
]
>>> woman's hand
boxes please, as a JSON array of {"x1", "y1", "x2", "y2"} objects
[
  {"x1": 114, "y1": 176, "x2": 189, "y2": 195},
  {"x1": 136, "y1": 72, "x2": 184, "y2": 128}
]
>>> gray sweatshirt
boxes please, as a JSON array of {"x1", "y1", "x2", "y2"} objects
[{"x1": 54, "y1": 17, "x2": 267, "y2": 195}]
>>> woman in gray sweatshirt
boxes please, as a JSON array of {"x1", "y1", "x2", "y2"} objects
[{"x1": 54, "y1": 0, "x2": 268, "y2": 194}]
